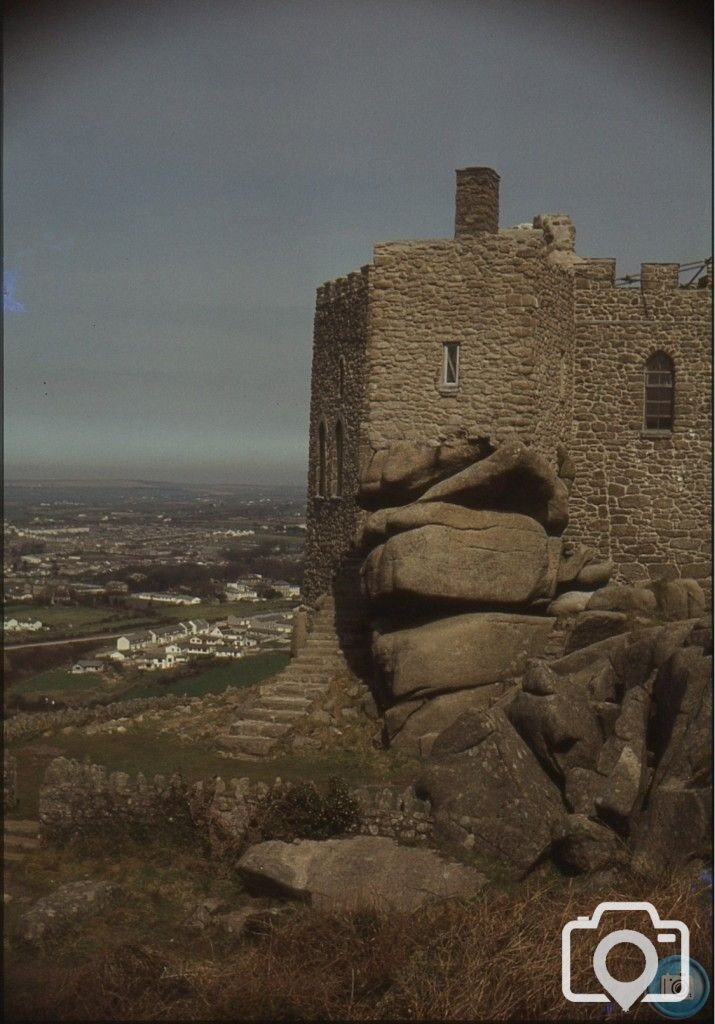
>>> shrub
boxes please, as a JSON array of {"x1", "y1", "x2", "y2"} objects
[{"x1": 260, "y1": 777, "x2": 360, "y2": 842}]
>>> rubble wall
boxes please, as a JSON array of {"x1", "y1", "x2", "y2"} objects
[
  {"x1": 567, "y1": 261, "x2": 712, "y2": 586},
  {"x1": 304, "y1": 268, "x2": 371, "y2": 602},
  {"x1": 364, "y1": 231, "x2": 574, "y2": 458}
]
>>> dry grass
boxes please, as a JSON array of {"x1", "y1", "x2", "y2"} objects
[{"x1": 5, "y1": 868, "x2": 712, "y2": 1021}]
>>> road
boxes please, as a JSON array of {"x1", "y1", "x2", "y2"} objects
[{"x1": 4, "y1": 632, "x2": 126, "y2": 651}]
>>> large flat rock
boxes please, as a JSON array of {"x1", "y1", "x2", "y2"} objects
[
  {"x1": 361, "y1": 503, "x2": 544, "y2": 548},
  {"x1": 363, "y1": 522, "x2": 558, "y2": 607},
  {"x1": 237, "y1": 835, "x2": 486, "y2": 911},
  {"x1": 416, "y1": 436, "x2": 569, "y2": 535},
  {"x1": 358, "y1": 439, "x2": 492, "y2": 509},
  {"x1": 373, "y1": 612, "x2": 555, "y2": 700}
]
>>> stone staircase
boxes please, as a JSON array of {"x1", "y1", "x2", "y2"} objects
[
  {"x1": 4, "y1": 819, "x2": 40, "y2": 868},
  {"x1": 217, "y1": 552, "x2": 371, "y2": 758}
]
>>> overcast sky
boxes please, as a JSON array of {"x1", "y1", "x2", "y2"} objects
[{"x1": 4, "y1": 0, "x2": 711, "y2": 485}]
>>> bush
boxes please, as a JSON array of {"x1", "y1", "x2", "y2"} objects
[{"x1": 260, "y1": 777, "x2": 360, "y2": 842}]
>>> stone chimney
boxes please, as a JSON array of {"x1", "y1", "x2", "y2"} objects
[{"x1": 454, "y1": 167, "x2": 500, "y2": 238}]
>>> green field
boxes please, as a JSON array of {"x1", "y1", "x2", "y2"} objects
[
  {"x1": 3, "y1": 604, "x2": 154, "y2": 639},
  {"x1": 127, "y1": 598, "x2": 294, "y2": 622},
  {"x1": 9, "y1": 670, "x2": 108, "y2": 695},
  {"x1": 125, "y1": 651, "x2": 290, "y2": 699},
  {"x1": 9, "y1": 651, "x2": 289, "y2": 702}
]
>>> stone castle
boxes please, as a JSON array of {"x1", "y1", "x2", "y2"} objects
[{"x1": 304, "y1": 167, "x2": 712, "y2": 603}]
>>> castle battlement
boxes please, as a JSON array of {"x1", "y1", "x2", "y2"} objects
[{"x1": 574, "y1": 258, "x2": 712, "y2": 296}]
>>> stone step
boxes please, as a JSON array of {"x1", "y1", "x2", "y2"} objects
[
  {"x1": 229, "y1": 719, "x2": 290, "y2": 738},
  {"x1": 274, "y1": 671, "x2": 329, "y2": 684},
  {"x1": 270, "y1": 682, "x2": 327, "y2": 698},
  {"x1": 282, "y1": 667, "x2": 333, "y2": 679},
  {"x1": 4, "y1": 820, "x2": 39, "y2": 837},
  {"x1": 257, "y1": 695, "x2": 311, "y2": 711},
  {"x1": 249, "y1": 707, "x2": 305, "y2": 723},
  {"x1": 4, "y1": 834, "x2": 40, "y2": 851},
  {"x1": 217, "y1": 734, "x2": 277, "y2": 757},
  {"x1": 294, "y1": 652, "x2": 345, "y2": 664}
]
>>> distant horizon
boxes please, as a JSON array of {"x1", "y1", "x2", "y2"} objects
[{"x1": 4, "y1": 474, "x2": 308, "y2": 490}]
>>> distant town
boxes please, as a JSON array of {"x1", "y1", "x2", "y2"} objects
[{"x1": 3, "y1": 481, "x2": 306, "y2": 706}]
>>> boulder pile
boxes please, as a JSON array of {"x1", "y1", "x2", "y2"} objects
[
  {"x1": 355, "y1": 436, "x2": 711, "y2": 878},
  {"x1": 357, "y1": 436, "x2": 611, "y2": 756},
  {"x1": 417, "y1": 614, "x2": 711, "y2": 878}
]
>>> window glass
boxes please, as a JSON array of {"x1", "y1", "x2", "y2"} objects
[
  {"x1": 443, "y1": 343, "x2": 460, "y2": 386},
  {"x1": 644, "y1": 353, "x2": 674, "y2": 431}
]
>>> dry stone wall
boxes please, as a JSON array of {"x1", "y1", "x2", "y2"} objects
[
  {"x1": 4, "y1": 750, "x2": 18, "y2": 811},
  {"x1": 3, "y1": 691, "x2": 194, "y2": 744},
  {"x1": 38, "y1": 757, "x2": 434, "y2": 849},
  {"x1": 566, "y1": 261, "x2": 712, "y2": 587}
]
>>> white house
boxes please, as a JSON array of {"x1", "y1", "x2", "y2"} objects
[
  {"x1": 71, "y1": 659, "x2": 104, "y2": 674},
  {"x1": 136, "y1": 649, "x2": 179, "y2": 671}
]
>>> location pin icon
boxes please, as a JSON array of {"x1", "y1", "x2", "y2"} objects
[{"x1": 592, "y1": 930, "x2": 660, "y2": 1011}]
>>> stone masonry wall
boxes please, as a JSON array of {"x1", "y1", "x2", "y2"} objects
[
  {"x1": 304, "y1": 268, "x2": 371, "y2": 602},
  {"x1": 566, "y1": 260, "x2": 712, "y2": 586},
  {"x1": 365, "y1": 229, "x2": 573, "y2": 459},
  {"x1": 39, "y1": 756, "x2": 434, "y2": 849},
  {"x1": 304, "y1": 171, "x2": 712, "y2": 602}
]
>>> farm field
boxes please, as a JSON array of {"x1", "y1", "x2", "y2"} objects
[
  {"x1": 4, "y1": 603, "x2": 153, "y2": 638},
  {"x1": 4, "y1": 598, "x2": 295, "y2": 642},
  {"x1": 125, "y1": 651, "x2": 290, "y2": 699},
  {"x1": 7, "y1": 651, "x2": 289, "y2": 703}
]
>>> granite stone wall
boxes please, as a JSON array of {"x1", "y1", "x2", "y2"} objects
[
  {"x1": 566, "y1": 260, "x2": 712, "y2": 587},
  {"x1": 304, "y1": 173, "x2": 712, "y2": 604},
  {"x1": 364, "y1": 231, "x2": 573, "y2": 456},
  {"x1": 304, "y1": 267, "x2": 371, "y2": 602},
  {"x1": 3, "y1": 692, "x2": 195, "y2": 744}
]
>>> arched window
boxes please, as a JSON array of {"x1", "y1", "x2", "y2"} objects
[
  {"x1": 338, "y1": 356, "x2": 346, "y2": 398},
  {"x1": 334, "y1": 420, "x2": 344, "y2": 497},
  {"x1": 317, "y1": 421, "x2": 327, "y2": 496},
  {"x1": 644, "y1": 353, "x2": 675, "y2": 432}
]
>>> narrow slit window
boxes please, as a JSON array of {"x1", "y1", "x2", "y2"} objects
[
  {"x1": 318, "y1": 421, "x2": 327, "y2": 496},
  {"x1": 442, "y1": 343, "x2": 460, "y2": 387},
  {"x1": 334, "y1": 420, "x2": 344, "y2": 496},
  {"x1": 644, "y1": 353, "x2": 674, "y2": 432},
  {"x1": 338, "y1": 356, "x2": 346, "y2": 398}
]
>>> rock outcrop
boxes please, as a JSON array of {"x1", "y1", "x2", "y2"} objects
[
  {"x1": 413, "y1": 619, "x2": 711, "y2": 877},
  {"x1": 357, "y1": 437, "x2": 611, "y2": 755},
  {"x1": 417, "y1": 706, "x2": 567, "y2": 876},
  {"x1": 19, "y1": 880, "x2": 119, "y2": 942}
]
